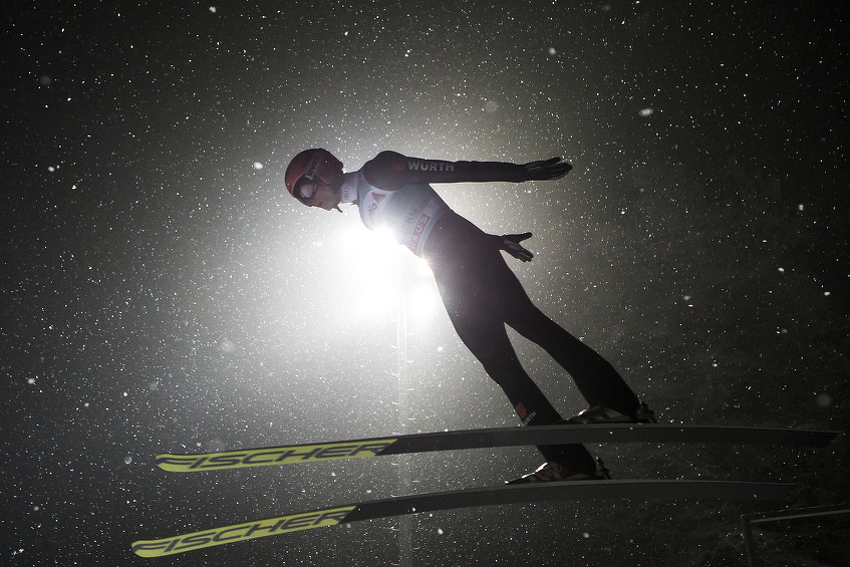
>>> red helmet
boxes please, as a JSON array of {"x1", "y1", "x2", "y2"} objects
[{"x1": 284, "y1": 149, "x2": 343, "y2": 200}]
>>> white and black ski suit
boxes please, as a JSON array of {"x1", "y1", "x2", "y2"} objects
[{"x1": 339, "y1": 151, "x2": 641, "y2": 474}]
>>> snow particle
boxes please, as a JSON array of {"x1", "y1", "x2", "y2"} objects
[
  {"x1": 816, "y1": 393, "x2": 832, "y2": 408},
  {"x1": 124, "y1": 456, "x2": 133, "y2": 465},
  {"x1": 638, "y1": 108, "x2": 654, "y2": 117},
  {"x1": 253, "y1": 161, "x2": 264, "y2": 170}
]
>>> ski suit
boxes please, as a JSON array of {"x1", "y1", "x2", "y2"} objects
[{"x1": 339, "y1": 151, "x2": 640, "y2": 475}]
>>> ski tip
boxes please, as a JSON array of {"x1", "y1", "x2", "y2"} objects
[
  {"x1": 131, "y1": 506, "x2": 357, "y2": 557},
  {"x1": 155, "y1": 453, "x2": 200, "y2": 472}
]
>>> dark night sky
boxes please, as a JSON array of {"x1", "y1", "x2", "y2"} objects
[{"x1": 3, "y1": 1, "x2": 849, "y2": 566}]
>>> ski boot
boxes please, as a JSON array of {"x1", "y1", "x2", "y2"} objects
[
  {"x1": 567, "y1": 402, "x2": 657, "y2": 424},
  {"x1": 507, "y1": 457, "x2": 610, "y2": 484}
]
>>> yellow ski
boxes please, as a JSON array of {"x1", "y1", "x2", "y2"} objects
[
  {"x1": 155, "y1": 424, "x2": 841, "y2": 473},
  {"x1": 132, "y1": 480, "x2": 795, "y2": 557},
  {"x1": 132, "y1": 506, "x2": 356, "y2": 557},
  {"x1": 157, "y1": 438, "x2": 397, "y2": 472}
]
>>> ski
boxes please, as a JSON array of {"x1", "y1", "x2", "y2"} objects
[
  {"x1": 156, "y1": 424, "x2": 841, "y2": 473},
  {"x1": 131, "y1": 479, "x2": 795, "y2": 557}
]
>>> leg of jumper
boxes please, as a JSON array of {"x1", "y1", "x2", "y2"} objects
[
  {"x1": 425, "y1": 214, "x2": 597, "y2": 474},
  {"x1": 503, "y1": 298, "x2": 641, "y2": 418},
  {"x1": 435, "y1": 284, "x2": 598, "y2": 475}
]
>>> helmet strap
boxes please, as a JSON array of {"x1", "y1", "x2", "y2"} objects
[{"x1": 339, "y1": 174, "x2": 358, "y2": 205}]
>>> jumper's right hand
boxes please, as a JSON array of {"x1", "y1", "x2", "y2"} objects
[
  {"x1": 522, "y1": 157, "x2": 573, "y2": 181},
  {"x1": 495, "y1": 233, "x2": 534, "y2": 262}
]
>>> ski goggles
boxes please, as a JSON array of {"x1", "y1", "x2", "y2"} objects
[{"x1": 293, "y1": 176, "x2": 319, "y2": 202}]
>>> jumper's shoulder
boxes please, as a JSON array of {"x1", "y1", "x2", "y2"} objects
[
  {"x1": 372, "y1": 150, "x2": 407, "y2": 162},
  {"x1": 364, "y1": 151, "x2": 409, "y2": 173},
  {"x1": 362, "y1": 151, "x2": 413, "y2": 191}
]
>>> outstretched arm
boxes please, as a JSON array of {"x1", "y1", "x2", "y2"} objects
[
  {"x1": 363, "y1": 151, "x2": 572, "y2": 191},
  {"x1": 521, "y1": 157, "x2": 573, "y2": 180},
  {"x1": 493, "y1": 232, "x2": 535, "y2": 262}
]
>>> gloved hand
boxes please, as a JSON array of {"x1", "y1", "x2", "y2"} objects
[
  {"x1": 495, "y1": 232, "x2": 534, "y2": 262},
  {"x1": 522, "y1": 157, "x2": 573, "y2": 181}
]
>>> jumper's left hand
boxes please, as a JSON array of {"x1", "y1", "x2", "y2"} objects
[
  {"x1": 496, "y1": 233, "x2": 534, "y2": 262},
  {"x1": 522, "y1": 157, "x2": 573, "y2": 181}
]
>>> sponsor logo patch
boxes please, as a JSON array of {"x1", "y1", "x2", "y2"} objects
[{"x1": 132, "y1": 507, "x2": 356, "y2": 557}]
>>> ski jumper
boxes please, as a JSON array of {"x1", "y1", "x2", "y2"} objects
[{"x1": 340, "y1": 151, "x2": 640, "y2": 475}]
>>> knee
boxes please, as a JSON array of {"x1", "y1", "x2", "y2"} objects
[{"x1": 476, "y1": 350, "x2": 525, "y2": 387}]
